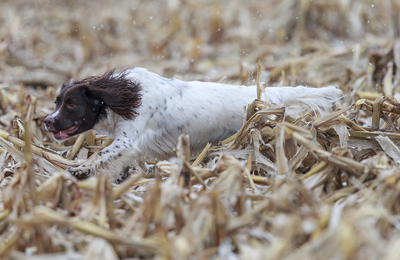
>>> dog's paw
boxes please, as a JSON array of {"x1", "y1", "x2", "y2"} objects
[{"x1": 68, "y1": 164, "x2": 94, "y2": 180}]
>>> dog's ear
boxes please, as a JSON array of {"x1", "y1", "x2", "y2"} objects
[
  {"x1": 83, "y1": 70, "x2": 142, "y2": 120},
  {"x1": 81, "y1": 87, "x2": 103, "y2": 109}
]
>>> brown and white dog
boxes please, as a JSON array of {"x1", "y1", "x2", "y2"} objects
[{"x1": 44, "y1": 68, "x2": 342, "y2": 182}]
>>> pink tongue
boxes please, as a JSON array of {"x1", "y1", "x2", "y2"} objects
[
  {"x1": 53, "y1": 131, "x2": 70, "y2": 139},
  {"x1": 53, "y1": 125, "x2": 79, "y2": 139}
]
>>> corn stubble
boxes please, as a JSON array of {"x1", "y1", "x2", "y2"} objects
[{"x1": 2, "y1": 0, "x2": 400, "y2": 259}]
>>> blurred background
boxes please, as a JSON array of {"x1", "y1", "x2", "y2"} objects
[
  {"x1": 0, "y1": 0, "x2": 398, "y2": 83},
  {"x1": 0, "y1": 0, "x2": 399, "y2": 126}
]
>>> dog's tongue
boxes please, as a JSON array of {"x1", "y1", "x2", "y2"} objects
[{"x1": 53, "y1": 125, "x2": 79, "y2": 140}]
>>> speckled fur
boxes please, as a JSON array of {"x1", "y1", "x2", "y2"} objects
[{"x1": 67, "y1": 67, "x2": 343, "y2": 181}]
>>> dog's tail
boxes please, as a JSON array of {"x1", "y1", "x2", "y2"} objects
[{"x1": 263, "y1": 85, "x2": 343, "y2": 116}]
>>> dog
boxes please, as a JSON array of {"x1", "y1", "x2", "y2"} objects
[{"x1": 44, "y1": 68, "x2": 342, "y2": 181}]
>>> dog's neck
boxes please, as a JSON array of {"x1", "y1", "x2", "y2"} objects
[{"x1": 92, "y1": 108, "x2": 121, "y2": 139}]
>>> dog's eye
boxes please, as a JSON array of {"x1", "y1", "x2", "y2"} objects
[
  {"x1": 54, "y1": 100, "x2": 58, "y2": 105},
  {"x1": 66, "y1": 102, "x2": 76, "y2": 109}
]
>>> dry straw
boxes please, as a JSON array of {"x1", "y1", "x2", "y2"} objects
[{"x1": 1, "y1": 0, "x2": 400, "y2": 259}]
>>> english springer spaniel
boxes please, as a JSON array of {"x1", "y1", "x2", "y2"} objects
[{"x1": 44, "y1": 68, "x2": 342, "y2": 181}]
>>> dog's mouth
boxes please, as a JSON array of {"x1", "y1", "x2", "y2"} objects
[{"x1": 52, "y1": 125, "x2": 79, "y2": 140}]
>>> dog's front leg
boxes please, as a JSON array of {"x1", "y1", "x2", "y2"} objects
[{"x1": 68, "y1": 137, "x2": 137, "y2": 181}]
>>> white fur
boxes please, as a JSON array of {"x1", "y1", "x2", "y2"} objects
[
  {"x1": 44, "y1": 110, "x2": 60, "y2": 131},
  {"x1": 68, "y1": 67, "x2": 343, "y2": 180}
]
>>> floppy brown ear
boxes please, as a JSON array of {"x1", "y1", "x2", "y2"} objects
[{"x1": 82, "y1": 69, "x2": 142, "y2": 120}]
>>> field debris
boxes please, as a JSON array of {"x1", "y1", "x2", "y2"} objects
[{"x1": 1, "y1": 0, "x2": 400, "y2": 259}]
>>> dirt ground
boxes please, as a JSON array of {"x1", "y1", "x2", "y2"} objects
[{"x1": 1, "y1": 0, "x2": 400, "y2": 259}]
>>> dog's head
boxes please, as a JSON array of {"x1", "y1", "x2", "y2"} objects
[{"x1": 44, "y1": 69, "x2": 141, "y2": 141}]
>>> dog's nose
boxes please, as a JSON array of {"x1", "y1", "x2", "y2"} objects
[
  {"x1": 44, "y1": 117, "x2": 53, "y2": 126},
  {"x1": 44, "y1": 116, "x2": 56, "y2": 131}
]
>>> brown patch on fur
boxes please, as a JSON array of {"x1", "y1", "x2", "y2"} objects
[{"x1": 74, "y1": 69, "x2": 142, "y2": 120}]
